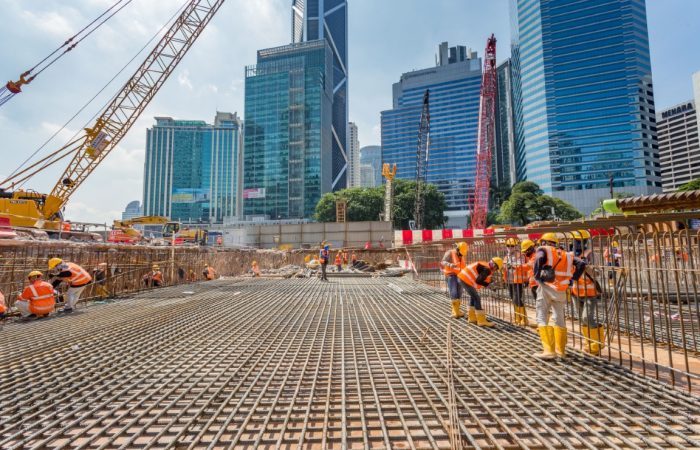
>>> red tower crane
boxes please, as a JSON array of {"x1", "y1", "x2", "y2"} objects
[{"x1": 470, "y1": 34, "x2": 498, "y2": 230}]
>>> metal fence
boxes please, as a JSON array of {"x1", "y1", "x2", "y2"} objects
[{"x1": 408, "y1": 212, "x2": 700, "y2": 393}]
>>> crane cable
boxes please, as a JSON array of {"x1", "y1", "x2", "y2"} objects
[
  {"x1": 0, "y1": 0, "x2": 135, "y2": 108},
  {"x1": 1, "y1": 0, "x2": 191, "y2": 190}
]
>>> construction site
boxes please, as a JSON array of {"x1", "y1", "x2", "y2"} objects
[{"x1": 1, "y1": 1, "x2": 700, "y2": 448}]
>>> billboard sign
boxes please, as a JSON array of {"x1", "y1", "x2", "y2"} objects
[
  {"x1": 243, "y1": 188, "x2": 266, "y2": 199},
  {"x1": 172, "y1": 188, "x2": 209, "y2": 204}
]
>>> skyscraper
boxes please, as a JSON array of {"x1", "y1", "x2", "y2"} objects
[
  {"x1": 142, "y1": 112, "x2": 242, "y2": 223},
  {"x1": 694, "y1": 71, "x2": 700, "y2": 132},
  {"x1": 657, "y1": 101, "x2": 698, "y2": 192},
  {"x1": 381, "y1": 42, "x2": 481, "y2": 225},
  {"x1": 243, "y1": 41, "x2": 333, "y2": 220},
  {"x1": 510, "y1": 0, "x2": 661, "y2": 214},
  {"x1": 359, "y1": 145, "x2": 382, "y2": 187},
  {"x1": 348, "y1": 122, "x2": 360, "y2": 187},
  {"x1": 292, "y1": 0, "x2": 348, "y2": 190},
  {"x1": 494, "y1": 58, "x2": 515, "y2": 191}
]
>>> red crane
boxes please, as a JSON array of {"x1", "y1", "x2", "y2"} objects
[{"x1": 471, "y1": 34, "x2": 497, "y2": 230}]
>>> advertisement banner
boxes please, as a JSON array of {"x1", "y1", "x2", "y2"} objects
[
  {"x1": 243, "y1": 188, "x2": 266, "y2": 199},
  {"x1": 171, "y1": 188, "x2": 209, "y2": 204}
]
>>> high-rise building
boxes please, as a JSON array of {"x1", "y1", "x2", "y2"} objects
[
  {"x1": 381, "y1": 42, "x2": 481, "y2": 225},
  {"x1": 360, "y1": 164, "x2": 376, "y2": 188},
  {"x1": 348, "y1": 122, "x2": 360, "y2": 187},
  {"x1": 359, "y1": 145, "x2": 382, "y2": 187},
  {"x1": 657, "y1": 101, "x2": 699, "y2": 192},
  {"x1": 694, "y1": 71, "x2": 700, "y2": 132},
  {"x1": 243, "y1": 41, "x2": 333, "y2": 220},
  {"x1": 510, "y1": 0, "x2": 661, "y2": 214},
  {"x1": 142, "y1": 112, "x2": 243, "y2": 224},
  {"x1": 121, "y1": 200, "x2": 142, "y2": 221},
  {"x1": 292, "y1": 0, "x2": 348, "y2": 190},
  {"x1": 494, "y1": 58, "x2": 515, "y2": 191}
]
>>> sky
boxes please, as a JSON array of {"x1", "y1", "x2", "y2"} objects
[{"x1": 0, "y1": 0, "x2": 698, "y2": 224}]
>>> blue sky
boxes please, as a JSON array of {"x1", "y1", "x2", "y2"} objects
[{"x1": 0, "y1": 0, "x2": 698, "y2": 223}]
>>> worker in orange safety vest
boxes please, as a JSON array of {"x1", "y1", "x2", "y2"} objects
[
  {"x1": 0, "y1": 290, "x2": 7, "y2": 319},
  {"x1": 440, "y1": 242, "x2": 468, "y2": 318},
  {"x1": 251, "y1": 261, "x2": 261, "y2": 277},
  {"x1": 203, "y1": 264, "x2": 217, "y2": 281},
  {"x1": 569, "y1": 230, "x2": 605, "y2": 355},
  {"x1": 48, "y1": 258, "x2": 92, "y2": 313},
  {"x1": 17, "y1": 270, "x2": 56, "y2": 318},
  {"x1": 456, "y1": 257, "x2": 503, "y2": 327},
  {"x1": 532, "y1": 233, "x2": 586, "y2": 360},
  {"x1": 503, "y1": 237, "x2": 530, "y2": 326},
  {"x1": 335, "y1": 252, "x2": 342, "y2": 272}
]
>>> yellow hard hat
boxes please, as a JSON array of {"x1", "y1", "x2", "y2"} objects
[
  {"x1": 28, "y1": 270, "x2": 43, "y2": 279},
  {"x1": 505, "y1": 237, "x2": 519, "y2": 247},
  {"x1": 578, "y1": 229, "x2": 591, "y2": 239},
  {"x1": 252, "y1": 261, "x2": 258, "y2": 266},
  {"x1": 152, "y1": 264, "x2": 160, "y2": 270},
  {"x1": 521, "y1": 239, "x2": 535, "y2": 253},
  {"x1": 490, "y1": 257, "x2": 504, "y2": 270},
  {"x1": 48, "y1": 258, "x2": 63, "y2": 270},
  {"x1": 611, "y1": 241, "x2": 619, "y2": 248},
  {"x1": 456, "y1": 241, "x2": 468, "y2": 255},
  {"x1": 539, "y1": 232, "x2": 559, "y2": 245},
  {"x1": 571, "y1": 230, "x2": 590, "y2": 240}
]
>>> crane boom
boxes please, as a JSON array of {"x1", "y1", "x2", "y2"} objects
[
  {"x1": 414, "y1": 89, "x2": 430, "y2": 230},
  {"x1": 44, "y1": 0, "x2": 226, "y2": 218},
  {"x1": 471, "y1": 34, "x2": 497, "y2": 230}
]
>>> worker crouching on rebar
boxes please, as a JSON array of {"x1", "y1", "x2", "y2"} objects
[
  {"x1": 92, "y1": 263, "x2": 110, "y2": 299},
  {"x1": 16, "y1": 270, "x2": 56, "y2": 319},
  {"x1": 203, "y1": 264, "x2": 217, "y2": 280},
  {"x1": 456, "y1": 257, "x2": 503, "y2": 327},
  {"x1": 504, "y1": 238, "x2": 530, "y2": 326},
  {"x1": 440, "y1": 242, "x2": 468, "y2": 319},
  {"x1": 569, "y1": 230, "x2": 605, "y2": 355},
  {"x1": 143, "y1": 265, "x2": 163, "y2": 288},
  {"x1": 48, "y1": 258, "x2": 92, "y2": 313},
  {"x1": 532, "y1": 233, "x2": 586, "y2": 360}
]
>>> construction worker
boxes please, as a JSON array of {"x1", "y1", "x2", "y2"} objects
[
  {"x1": 48, "y1": 258, "x2": 92, "y2": 313},
  {"x1": 456, "y1": 256, "x2": 503, "y2": 327},
  {"x1": 203, "y1": 264, "x2": 217, "y2": 281},
  {"x1": 351, "y1": 251, "x2": 357, "y2": 267},
  {"x1": 188, "y1": 269, "x2": 197, "y2": 282},
  {"x1": 343, "y1": 249, "x2": 348, "y2": 267},
  {"x1": 440, "y1": 242, "x2": 468, "y2": 318},
  {"x1": 251, "y1": 261, "x2": 261, "y2": 277},
  {"x1": 532, "y1": 233, "x2": 586, "y2": 359},
  {"x1": 319, "y1": 244, "x2": 329, "y2": 281},
  {"x1": 570, "y1": 230, "x2": 605, "y2": 355},
  {"x1": 0, "y1": 290, "x2": 7, "y2": 319},
  {"x1": 93, "y1": 263, "x2": 109, "y2": 299},
  {"x1": 16, "y1": 271, "x2": 56, "y2": 318},
  {"x1": 143, "y1": 264, "x2": 163, "y2": 287},
  {"x1": 504, "y1": 238, "x2": 529, "y2": 326},
  {"x1": 522, "y1": 239, "x2": 538, "y2": 302},
  {"x1": 335, "y1": 252, "x2": 342, "y2": 271}
]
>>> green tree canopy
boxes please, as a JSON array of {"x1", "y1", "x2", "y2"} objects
[
  {"x1": 496, "y1": 181, "x2": 581, "y2": 225},
  {"x1": 314, "y1": 180, "x2": 447, "y2": 229},
  {"x1": 678, "y1": 178, "x2": 700, "y2": 192}
]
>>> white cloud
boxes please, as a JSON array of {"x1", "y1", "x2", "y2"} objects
[
  {"x1": 19, "y1": 9, "x2": 75, "y2": 38},
  {"x1": 177, "y1": 69, "x2": 193, "y2": 90}
]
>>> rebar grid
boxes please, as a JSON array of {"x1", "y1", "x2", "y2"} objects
[{"x1": 1, "y1": 277, "x2": 699, "y2": 449}]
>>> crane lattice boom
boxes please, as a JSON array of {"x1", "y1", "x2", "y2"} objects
[{"x1": 414, "y1": 90, "x2": 430, "y2": 230}]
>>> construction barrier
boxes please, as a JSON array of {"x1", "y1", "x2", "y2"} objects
[{"x1": 407, "y1": 212, "x2": 700, "y2": 393}]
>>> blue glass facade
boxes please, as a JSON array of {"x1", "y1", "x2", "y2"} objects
[
  {"x1": 510, "y1": 0, "x2": 661, "y2": 213},
  {"x1": 381, "y1": 43, "x2": 481, "y2": 215},
  {"x1": 142, "y1": 113, "x2": 242, "y2": 224},
  {"x1": 243, "y1": 41, "x2": 333, "y2": 220},
  {"x1": 292, "y1": 0, "x2": 348, "y2": 190}
]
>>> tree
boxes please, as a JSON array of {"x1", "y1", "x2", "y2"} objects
[
  {"x1": 678, "y1": 178, "x2": 700, "y2": 192},
  {"x1": 313, "y1": 180, "x2": 447, "y2": 229},
  {"x1": 496, "y1": 181, "x2": 581, "y2": 225}
]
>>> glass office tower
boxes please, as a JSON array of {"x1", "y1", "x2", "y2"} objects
[
  {"x1": 381, "y1": 42, "x2": 481, "y2": 225},
  {"x1": 142, "y1": 112, "x2": 242, "y2": 223},
  {"x1": 243, "y1": 41, "x2": 333, "y2": 220},
  {"x1": 292, "y1": 0, "x2": 348, "y2": 190},
  {"x1": 510, "y1": 0, "x2": 661, "y2": 213}
]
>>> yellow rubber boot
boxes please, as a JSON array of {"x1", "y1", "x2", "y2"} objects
[
  {"x1": 554, "y1": 326, "x2": 568, "y2": 358},
  {"x1": 581, "y1": 326, "x2": 593, "y2": 353},
  {"x1": 533, "y1": 326, "x2": 556, "y2": 360},
  {"x1": 476, "y1": 310, "x2": 495, "y2": 327},
  {"x1": 596, "y1": 325, "x2": 605, "y2": 354},
  {"x1": 451, "y1": 300, "x2": 464, "y2": 319},
  {"x1": 513, "y1": 306, "x2": 521, "y2": 325},
  {"x1": 520, "y1": 306, "x2": 529, "y2": 327},
  {"x1": 467, "y1": 308, "x2": 477, "y2": 324},
  {"x1": 588, "y1": 325, "x2": 605, "y2": 355}
]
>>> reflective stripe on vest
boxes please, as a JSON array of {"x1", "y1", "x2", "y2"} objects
[
  {"x1": 541, "y1": 246, "x2": 574, "y2": 292},
  {"x1": 571, "y1": 276, "x2": 598, "y2": 297},
  {"x1": 457, "y1": 261, "x2": 491, "y2": 289},
  {"x1": 443, "y1": 250, "x2": 465, "y2": 277},
  {"x1": 67, "y1": 262, "x2": 92, "y2": 286},
  {"x1": 26, "y1": 281, "x2": 55, "y2": 314},
  {"x1": 503, "y1": 254, "x2": 527, "y2": 284},
  {"x1": 527, "y1": 253, "x2": 537, "y2": 287}
]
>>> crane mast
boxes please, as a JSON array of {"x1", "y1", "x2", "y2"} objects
[
  {"x1": 414, "y1": 89, "x2": 430, "y2": 230},
  {"x1": 471, "y1": 34, "x2": 497, "y2": 230}
]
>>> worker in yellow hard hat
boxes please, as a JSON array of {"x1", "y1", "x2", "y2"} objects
[
  {"x1": 532, "y1": 233, "x2": 586, "y2": 359},
  {"x1": 569, "y1": 231, "x2": 604, "y2": 355},
  {"x1": 521, "y1": 239, "x2": 538, "y2": 325},
  {"x1": 16, "y1": 270, "x2": 55, "y2": 319},
  {"x1": 440, "y1": 242, "x2": 468, "y2": 318},
  {"x1": 456, "y1": 256, "x2": 502, "y2": 327},
  {"x1": 503, "y1": 237, "x2": 529, "y2": 326},
  {"x1": 251, "y1": 261, "x2": 260, "y2": 277},
  {"x1": 48, "y1": 257, "x2": 92, "y2": 313}
]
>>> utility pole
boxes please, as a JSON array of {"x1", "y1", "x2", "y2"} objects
[{"x1": 609, "y1": 174, "x2": 614, "y2": 199}]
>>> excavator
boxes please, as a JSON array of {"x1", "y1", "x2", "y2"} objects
[
  {"x1": 0, "y1": 0, "x2": 226, "y2": 240},
  {"x1": 109, "y1": 216, "x2": 209, "y2": 246}
]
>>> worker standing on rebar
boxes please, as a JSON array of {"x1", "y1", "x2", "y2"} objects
[
  {"x1": 570, "y1": 230, "x2": 605, "y2": 355},
  {"x1": 16, "y1": 271, "x2": 55, "y2": 318},
  {"x1": 48, "y1": 258, "x2": 92, "y2": 313},
  {"x1": 335, "y1": 252, "x2": 342, "y2": 272},
  {"x1": 456, "y1": 256, "x2": 503, "y2": 327},
  {"x1": 521, "y1": 239, "x2": 538, "y2": 323},
  {"x1": 504, "y1": 238, "x2": 529, "y2": 326},
  {"x1": 604, "y1": 240, "x2": 622, "y2": 286},
  {"x1": 319, "y1": 244, "x2": 329, "y2": 281},
  {"x1": 0, "y1": 290, "x2": 7, "y2": 319},
  {"x1": 343, "y1": 249, "x2": 348, "y2": 268},
  {"x1": 440, "y1": 242, "x2": 468, "y2": 318},
  {"x1": 92, "y1": 263, "x2": 109, "y2": 299},
  {"x1": 532, "y1": 233, "x2": 586, "y2": 359},
  {"x1": 251, "y1": 261, "x2": 260, "y2": 277}
]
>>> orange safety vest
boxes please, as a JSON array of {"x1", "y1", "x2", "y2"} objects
[
  {"x1": 527, "y1": 253, "x2": 537, "y2": 288},
  {"x1": 540, "y1": 246, "x2": 574, "y2": 292},
  {"x1": 457, "y1": 261, "x2": 492, "y2": 290},
  {"x1": 19, "y1": 280, "x2": 55, "y2": 315},
  {"x1": 0, "y1": 291, "x2": 6, "y2": 314},
  {"x1": 442, "y1": 250, "x2": 466, "y2": 277},
  {"x1": 503, "y1": 254, "x2": 528, "y2": 284},
  {"x1": 206, "y1": 267, "x2": 217, "y2": 280},
  {"x1": 66, "y1": 262, "x2": 92, "y2": 287},
  {"x1": 571, "y1": 275, "x2": 598, "y2": 298},
  {"x1": 152, "y1": 271, "x2": 163, "y2": 283},
  {"x1": 335, "y1": 254, "x2": 341, "y2": 265}
]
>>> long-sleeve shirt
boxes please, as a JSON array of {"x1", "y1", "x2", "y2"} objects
[{"x1": 533, "y1": 248, "x2": 586, "y2": 283}]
